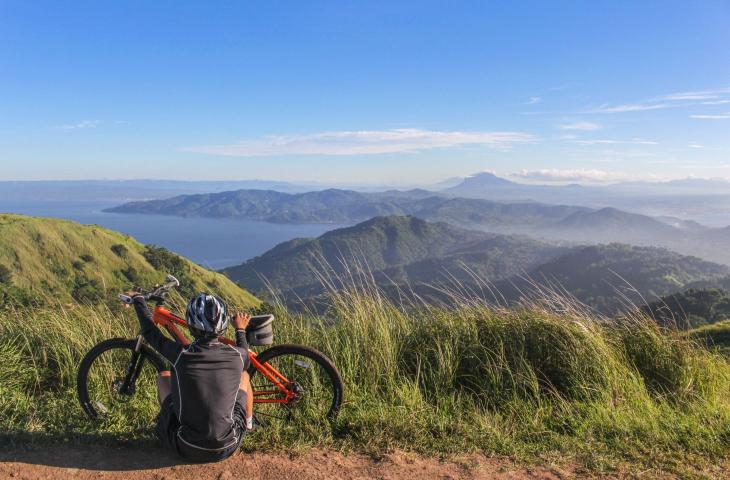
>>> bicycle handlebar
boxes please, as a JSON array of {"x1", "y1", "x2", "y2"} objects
[{"x1": 117, "y1": 274, "x2": 180, "y2": 304}]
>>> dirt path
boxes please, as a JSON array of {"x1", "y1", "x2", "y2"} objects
[
  {"x1": 0, "y1": 445, "x2": 593, "y2": 480},
  {"x1": 2, "y1": 445, "x2": 727, "y2": 479}
]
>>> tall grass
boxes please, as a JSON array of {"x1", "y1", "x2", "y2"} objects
[{"x1": 1, "y1": 284, "x2": 729, "y2": 473}]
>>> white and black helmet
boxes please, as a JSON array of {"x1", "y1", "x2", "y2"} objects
[{"x1": 186, "y1": 293, "x2": 229, "y2": 337}]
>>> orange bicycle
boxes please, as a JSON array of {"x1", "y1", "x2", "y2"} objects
[{"x1": 77, "y1": 275, "x2": 343, "y2": 424}]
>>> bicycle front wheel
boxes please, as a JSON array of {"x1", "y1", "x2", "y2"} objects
[
  {"x1": 77, "y1": 338, "x2": 167, "y2": 421},
  {"x1": 249, "y1": 344, "x2": 344, "y2": 422}
]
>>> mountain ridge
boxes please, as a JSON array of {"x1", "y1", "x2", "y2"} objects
[
  {"x1": 221, "y1": 215, "x2": 729, "y2": 313},
  {"x1": 107, "y1": 187, "x2": 730, "y2": 265},
  {"x1": 222, "y1": 215, "x2": 566, "y2": 299}
]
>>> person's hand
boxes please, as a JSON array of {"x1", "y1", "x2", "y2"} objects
[
  {"x1": 122, "y1": 290, "x2": 142, "y2": 308},
  {"x1": 231, "y1": 312, "x2": 251, "y2": 330}
]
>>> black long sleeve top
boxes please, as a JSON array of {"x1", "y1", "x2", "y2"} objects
[{"x1": 132, "y1": 296, "x2": 250, "y2": 451}]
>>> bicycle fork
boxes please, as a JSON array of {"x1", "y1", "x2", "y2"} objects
[{"x1": 117, "y1": 335, "x2": 146, "y2": 396}]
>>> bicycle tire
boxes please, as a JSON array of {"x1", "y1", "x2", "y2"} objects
[
  {"x1": 77, "y1": 337, "x2": 168, "y2": 420},
  {"x1": 248, "y1": 344, "x2": 344, "y2": 420}
]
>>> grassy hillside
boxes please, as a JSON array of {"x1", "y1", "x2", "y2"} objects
[
  {"x1": 0, "y1": 214, "x2": 259, "y2": 308},
  {"x1": 222, "y1": 216, "x2": 564, "y2": 298},
  {"x1": 688, "y1": 320, "x2": 730, "y2": 355},
  {"x1": 1, "y1": 286, "x2": 729, "y2": 476}
]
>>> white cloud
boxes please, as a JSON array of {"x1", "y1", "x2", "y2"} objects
[
  {"x1": 510, "y1": 168, "x2": 637, "y2": 184},
  {"x1": 526, "y1": 96, "x2": 541, "y2": 104},
  {"x1": 53, "y1": 120, "x2": 99, "y2": 130},
  {"x1": 690, "y1": 114, "x2": 730, "y2": 119},
  {"x1": 688, "y1": 144, "x2": 704, "y2": 149},
  {"x1": 660, "y1": 87, "x2": 730, "y2": 101},
  {"x1": 181, "y1": 128, "x2": 538, "y2": 157},
  {"x1": 573, "y1": 139, "x2": 657, "y2": 145},
  {"x1": 585, "y1": 87, "x2": 730, "y2": 115},
  {"x1": 589, "y1": 103, "x2": 669, "y2": 114},
  {"x1": 557, "y1": 121, "x2": 600, "y2": 131}
]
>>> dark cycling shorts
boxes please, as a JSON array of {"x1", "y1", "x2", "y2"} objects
[{"x1": 155, "y1": 394, "x2": 247, "y2": 463}]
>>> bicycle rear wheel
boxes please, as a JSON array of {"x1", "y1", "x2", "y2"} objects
[
  {"x1": 77, "y1": 338, "x2": 167, "y2": 421},
  {"x1": 248, "y1": 344, "x2": 343, "y2": 422}
]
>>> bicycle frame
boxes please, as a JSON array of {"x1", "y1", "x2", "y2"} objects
[{"x1": 152, "y1": 305, "x2": 296, "y2": 405}]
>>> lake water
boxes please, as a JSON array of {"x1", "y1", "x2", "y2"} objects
[{"x1": 0, "y1": 201, "x2": 344, "y2": 269}]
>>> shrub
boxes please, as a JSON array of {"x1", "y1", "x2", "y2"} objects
[
  {"x1": 111, "y1": 244, "x2": 129, "y2": 258},
  {"x1": 142, "y1": 245, "x2": 193, "y2": 297},
  {"x1": 0, "y1": 265, "x2": 11, "y2": 285},
  {"x1": 71, "y1": 278, "x2": 104, "y2": 303},
  {"x1": 121, "y1": 266, "x2": 140, "y2": 284},
  {"x1": 613, "y1": 317, "x2": 730, "y2": 401}
]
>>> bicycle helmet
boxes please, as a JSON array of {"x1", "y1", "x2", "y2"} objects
[{"x1": 186, "y1": 293, "x2": 229, "y2": 337}]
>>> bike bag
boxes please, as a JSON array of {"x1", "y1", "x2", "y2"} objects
[{"x1": 246, "y1": 315, "x2": 274, "y2": 346}]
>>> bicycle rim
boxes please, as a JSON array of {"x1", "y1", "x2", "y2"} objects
[
  {"x1": 79, "y1": 340, "x2": 161, "y2": 423},
  {"x1": 250, "y1": 345, "x2": 343, "y2": 423}
]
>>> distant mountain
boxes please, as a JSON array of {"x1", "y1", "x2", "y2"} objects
[
  {"x1": 446, "y1": 172, "x2": 730, "y2": 199},
  {"x1": 442, "y1": 173, "x2": 730, "y2": 228},
  {"x1": 454, "y1": 172, "x2": 520, "y2": 189},
  {"x1": 107, "y1": 186, "x2": 730, "y2": 265},
  {"x1": 444, "y1": 173, "x2": 586, "y2": 201},
  {"x1": 107, "y1": 189, "x2": 402, "y2": 223},
  {"x1": 539, "y1": 208, "x2": 681, "y2": 245},
  {"x1": 0, "y1": 214, "x2": 259, "y2": 308},
  {"x1": 222, "y1": 216, "x2": 565, "y2": 298},
  {"x1": 655, "y1": 216, "x2": 707, "y2": 231},
  {"x1": 426, "y1": 176, "x2": 466, "y2": 190},
  {"x1": 106, "y1": 187, "x2": 591, "y2": 229}
]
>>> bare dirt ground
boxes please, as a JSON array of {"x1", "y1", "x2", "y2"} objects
[
  {"x1": 0, "y1": 445, "x2": 587, "y2": 480},
  {"x1": 1, "y1": 445, "x2": 726, "y2": 480}
]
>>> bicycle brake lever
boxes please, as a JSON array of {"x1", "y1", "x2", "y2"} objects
[{"x1": 118, "y1": 294, "x2": 134, "y2": 304}]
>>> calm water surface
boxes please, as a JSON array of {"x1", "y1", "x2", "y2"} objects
[{"x1": 0, "y1": 201, "x2": 344, "y2": 269}]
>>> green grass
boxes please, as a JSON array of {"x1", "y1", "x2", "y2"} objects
[
  {"x1": 0, "y1": 213, "x2": 259, "y2": 309},
  {"x1": 1, "y1": 285, "x2": 729, "y2": 476},
  {"x1": 688, "y1": 320, "x2": 730, "y2": 355}
]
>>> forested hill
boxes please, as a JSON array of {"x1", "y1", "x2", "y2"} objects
[
  {"x1": 221, "y1": 216, "x2": 730, "y2": 314},
  {"x1": 106, "y1": 187, "x2": 730, "y2": 265},
  {"x1": 0, "y1": 214, "x2": 259, "y2": 308},
  {"x1": 496, "y1": 244, "x2": 730, "y2": 314},
  {"x1": 105, "y1": 187, "x2": 587, "y2": 228},
  {"x1": 221, "y1": 216, "x2": 565, "y2": 297},
  {"x1": 642, "y1": 288, "x2": 730, "y2": 329}
]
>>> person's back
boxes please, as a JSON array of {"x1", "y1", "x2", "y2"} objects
[
  {"x1": 130, "y1": 292, "x2": 254, "y2": 462},
  {"x1": 173, "y1": 340, "x2": 247, "y2": 452}
]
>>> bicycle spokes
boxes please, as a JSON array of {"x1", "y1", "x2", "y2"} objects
[
  {"x1": 85, "y1": 348, "x2": 158, "y2": 420},
  {"x1": 252, "y1": 355, "x2": 335, "y2": 422}
]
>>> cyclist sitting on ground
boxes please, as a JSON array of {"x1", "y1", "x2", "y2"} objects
[{"x1": 128, "y1": 291, "x2": 254, "y2": 462}]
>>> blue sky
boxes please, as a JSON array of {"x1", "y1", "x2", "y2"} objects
[{"x1": 1, "y1": 0, "x2": 729, "y2": 184}]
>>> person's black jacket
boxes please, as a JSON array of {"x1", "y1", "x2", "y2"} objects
[{"x1": 133, "y1": 297, "x2": 249, "y2": 451}]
